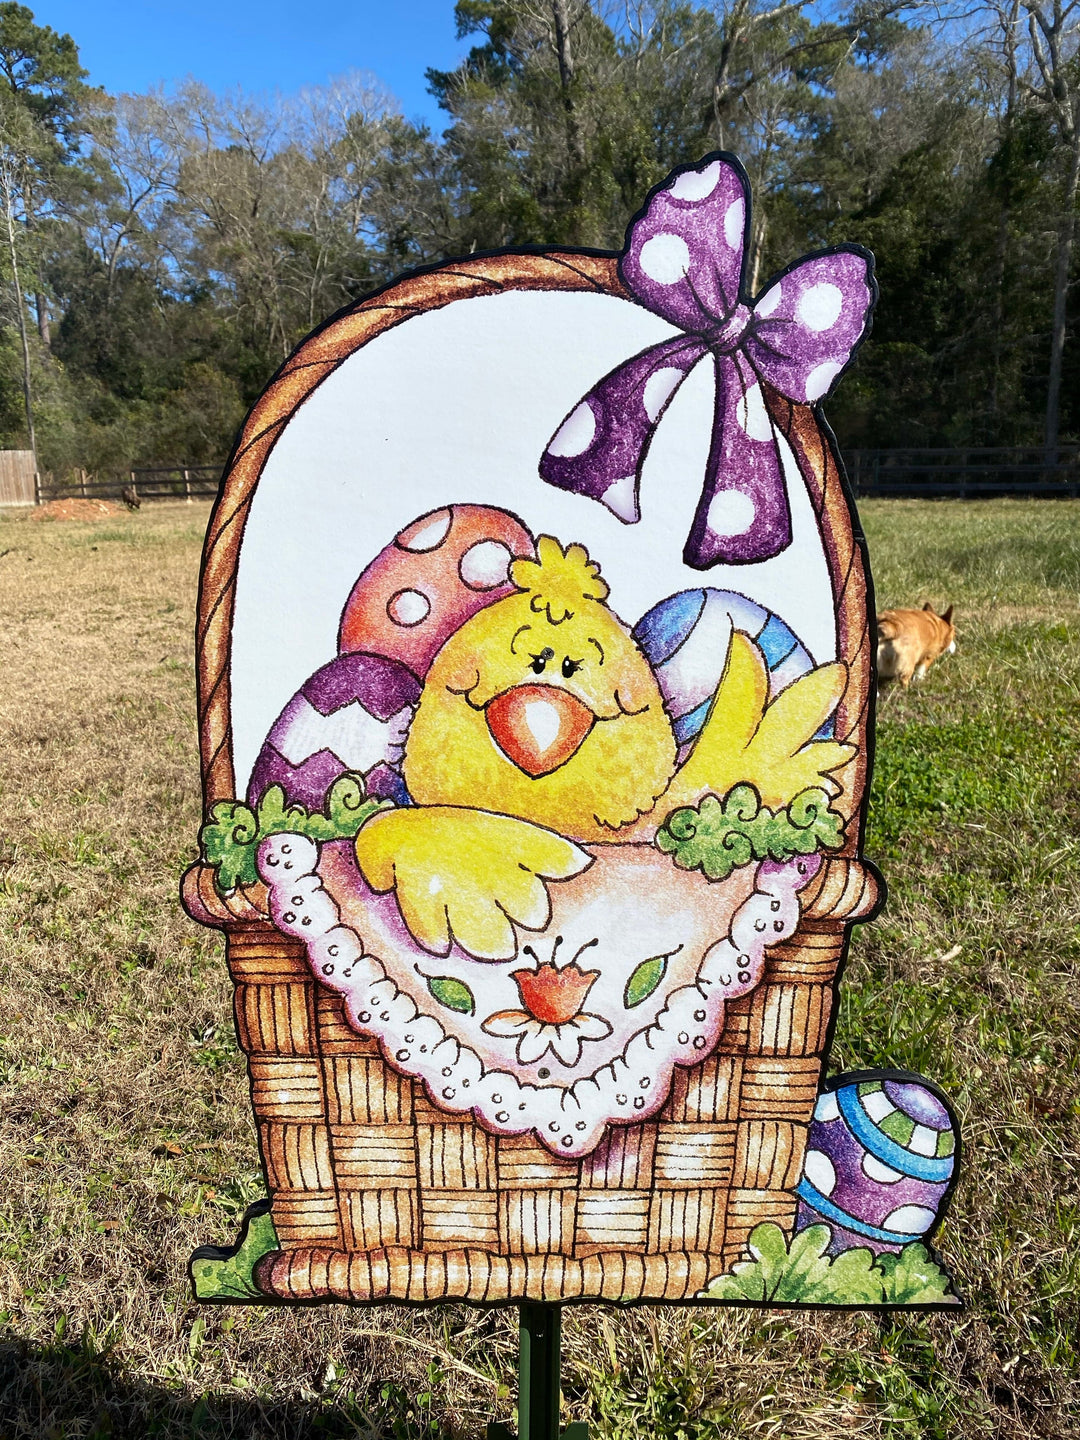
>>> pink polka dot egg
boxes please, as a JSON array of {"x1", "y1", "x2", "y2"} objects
[{"x1": 338, "y1": 505, "x2": 536, "y2": 678}]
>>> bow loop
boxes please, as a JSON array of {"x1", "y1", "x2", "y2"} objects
[{"x1": 539, "y1": 153, "x2": 876, "y2": 567}]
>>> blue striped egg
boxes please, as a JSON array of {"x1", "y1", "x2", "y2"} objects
[
  {"x1": 632, "y1": 589, "x2": 816, "y2": 761},
  {"x1": 795, "y1": 1077, "x2": 957, "y2": 1255}
]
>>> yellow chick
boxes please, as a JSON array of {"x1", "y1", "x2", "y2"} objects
[
  {"x1": 354, "y1": 535, "x2": 853, "y2": 959},
  {"x1": 406, "y1": 536, "x2": 677, "y2": 837}
]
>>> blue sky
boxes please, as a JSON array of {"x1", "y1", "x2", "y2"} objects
[{"x1": 34, "y1": 1, "x2": 467, "y2": 128}]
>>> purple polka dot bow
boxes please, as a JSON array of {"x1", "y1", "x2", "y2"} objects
[{"x1": 539, "y1": 153, "x2": 876, "y2": 567}]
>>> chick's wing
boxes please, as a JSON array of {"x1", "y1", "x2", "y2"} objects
[{"x1": 354, "y1": 807, "x2": 591, "y2": 960}]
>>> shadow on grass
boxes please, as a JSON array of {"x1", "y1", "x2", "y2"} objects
[{"x1": 0, "y1": 1333, "x2": 458, "y2": 1440}]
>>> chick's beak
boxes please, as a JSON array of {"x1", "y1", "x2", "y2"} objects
[{"x1": 486, "y1": 684, "x2": 595, "y2": 777}]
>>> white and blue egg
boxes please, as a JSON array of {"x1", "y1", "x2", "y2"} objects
[{"x1": 633, "y1": 588, "x2": 818, "y2": 762}]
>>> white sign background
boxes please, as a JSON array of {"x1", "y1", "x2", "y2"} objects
[{"x1": 230, "y1": 287, "x2": 837, "y2": 792}]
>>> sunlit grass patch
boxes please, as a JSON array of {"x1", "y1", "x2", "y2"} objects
[{"x1": 836, "y1": 498, "x2": 1080, "y2": 1426}]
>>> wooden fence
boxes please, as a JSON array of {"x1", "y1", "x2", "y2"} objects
[
  {"x1": 846, "y1": 446, "x2": 1080, "y2": 498},
  {"x1": 0, "y1": 450, "x2": 37, "y2": 506},
  {"x1": 16, "y1": 450, "x2": 1080, "y2": 508},
  {"x1": 36, "y1": 465, "x2": 222, "y2": 505}
]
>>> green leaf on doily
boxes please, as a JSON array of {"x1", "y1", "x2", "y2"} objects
[
  {"x1": 426, "y1": 975, "x2": 475, "y2": 1015},
  {"x1": 624, "y1": 953, "x2": 668, "y2": 1009},
  {"x1": 190, "y1": 1202, "x2": 279, "y2": 1302}
]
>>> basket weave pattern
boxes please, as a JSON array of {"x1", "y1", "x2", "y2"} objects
[
  {"x1": 184, "y1": 859, "x2": 876, "y2": 1303},
  {"x1": 187, "y1": 253, "x2": 878, "y2": 1305}
]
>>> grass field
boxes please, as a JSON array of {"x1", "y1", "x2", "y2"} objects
[{"x1": 0, "y1": 498, "x2": 1077, "y2": 1439}]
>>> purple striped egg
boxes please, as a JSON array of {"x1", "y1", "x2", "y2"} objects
[
  {"x1": 248, "y1": 652, "x2": 421, "y2": 813},
  {"x1": 795, "y1": 1078, "x2": 956, "y2": 1255}
]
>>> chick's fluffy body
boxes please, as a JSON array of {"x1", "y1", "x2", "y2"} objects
[{"x1": 404, "y1": 544, "x2": 676, "y2": 842}]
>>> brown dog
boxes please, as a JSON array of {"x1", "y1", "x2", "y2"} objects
[{"x1": 876, "y1": 604, "x2": 956, "y2": 688}]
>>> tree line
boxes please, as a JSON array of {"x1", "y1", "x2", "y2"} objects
[{"x1": 0, "y1": 0, "x2": 1077, "y2": 477}]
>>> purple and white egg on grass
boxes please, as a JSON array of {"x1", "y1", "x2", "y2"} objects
[
  {"x1": 633, "y1": 588, "x2": 816, "y2": 763},
  {"x1": 247, "y1": 652, "x2": 422, "y2": 813},
  {"x1": 795, "y1": 1076, "x2": 957, "y2": 1255}
]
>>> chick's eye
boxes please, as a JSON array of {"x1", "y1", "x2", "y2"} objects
[
  {"x1": 530, "y1": 647, "x2": 554, "y2": 674},
  {"x1": 562, "y1": 657, "x2": 582, "y2": 678}
]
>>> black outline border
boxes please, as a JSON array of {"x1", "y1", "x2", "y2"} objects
[{"x1": 181, "y1": 153, "x2": 970, "y2": 1316}]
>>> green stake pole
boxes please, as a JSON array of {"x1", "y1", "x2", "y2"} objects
[
  {"x1": 519, "y1": 1302, "x2": 560, "y2": 1440},
  {"x1": 488, "y1": 1302, "x2": 587, "y2": 1440}
]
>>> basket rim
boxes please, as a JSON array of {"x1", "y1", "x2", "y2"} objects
[{"x1": 193, "y1": 251, "x2": 874, "y2": 850}]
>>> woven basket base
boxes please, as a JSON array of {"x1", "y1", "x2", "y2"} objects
[{"x1": 254, "y1": 1244, "x2": 730, "y2": 1304}]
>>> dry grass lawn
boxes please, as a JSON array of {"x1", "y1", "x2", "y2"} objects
[{"x1": 0, "y1": 498, "x2": 1077, "y2": 1438}]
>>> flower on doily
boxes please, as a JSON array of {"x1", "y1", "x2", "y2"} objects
[
  {"x1": 482, "y1": 1008, "x2": 613, "y2": 1067},
  {"x1": 482, "y1": 959, "x2": 613, "y2": 1066}
]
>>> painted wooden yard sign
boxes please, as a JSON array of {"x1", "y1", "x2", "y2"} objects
[{"x1": 184, "y1": 154, "x2": 961, "y2": 1316}]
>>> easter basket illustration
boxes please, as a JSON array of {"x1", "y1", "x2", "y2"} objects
[{"x1": 181, "y1": 156, "x2": 923, "y2": 1309}]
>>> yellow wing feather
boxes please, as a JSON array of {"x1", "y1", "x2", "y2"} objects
[
  {"x1": 355, "y1": 806, "x2": 591, "y2": 960},
  {"x1": 664, "y1": 632, "x2": 856, "y2": 812}
]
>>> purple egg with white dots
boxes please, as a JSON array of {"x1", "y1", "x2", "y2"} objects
[
  {"x1": 632, "y1": 588, "x2": 816, "y2": 763},
  {"x1": 248, "y1": 651, "x2": 422, "y2": 813},
  {"x1": 795, "y1": 1077, "x2": 956, "y2": 1255}
]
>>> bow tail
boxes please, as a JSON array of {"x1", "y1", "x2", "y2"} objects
[
  {"x1": 683, "y1": 352, "x2": 793, "y2": 569},
  {"x1": 539, "y1": 335, "x2": 705, "y2": 524}
]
